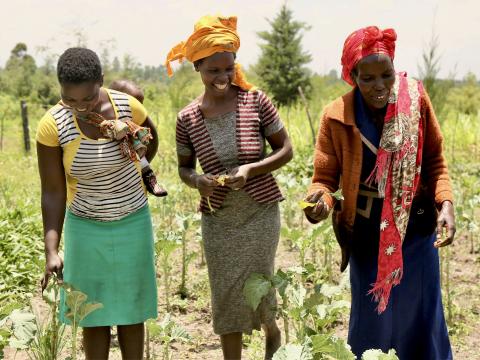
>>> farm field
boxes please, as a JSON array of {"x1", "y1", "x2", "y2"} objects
[{"x1": 0, "y1": 85, "x2": 479, "y2": 359}]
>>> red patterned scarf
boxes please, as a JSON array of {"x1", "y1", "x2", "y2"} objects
[{"x1": 366, "y1": 72, "x2": 424, "y2": 313}]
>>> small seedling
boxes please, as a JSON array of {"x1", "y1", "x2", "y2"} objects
[{"x1": 62, "y1": 284, "x2": 103, "y2": 360}]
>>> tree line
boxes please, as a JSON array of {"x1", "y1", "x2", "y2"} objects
[{"x1": 0, "y1": 4, "x2": 478, "y2": 118}]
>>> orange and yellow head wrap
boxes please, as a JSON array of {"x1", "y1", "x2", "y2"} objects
[{"x1": 165, "y1": 15, "x2": 255, "y2": 91}]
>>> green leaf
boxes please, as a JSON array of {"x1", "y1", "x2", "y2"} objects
[
  {"x1": 272, "y1": 271, "x2": 289, "y2": 297},
  {"x1": 171, "y1": 323, "x2": 192, "y2": 343},
  {"x1": 303, "y1": 293, "x2": 324, "y2": 310},
  {"x1": 299, "y1": 200, "x2": 316, "y2": 209},
  {"x1": 42, "y1": 285, "x2": 57, "y2": 305},
  {"x1": 64, "y1": 290, "x2": 87, "y2": 322},
  {"x1": 64, "y1": 288, "x2": 102, "y2": 322},
  {"x1": 329, "y1": 300, "x2": 350, "y2": 311},
  {"x1": 273, "y1": 343, "x2": 313, "y2": 360},
  {"x1": 287, "y1": 285, "x2": 306, "y2": 308},
  {"x1": 287, "y1": 266, "x2": 307, "y2": 275},
  {"x1": 362, "y1": 349, "x2": 399, "y2": 360},
  {"x1": 330, "y1": 189, "x2": 344, "y2": 201},
  {"x1": 311, "y1": 335, "x2": 355, "y2": 360},
  {"x1": 304, "y1": 263, "x2": 317, "y2": 276},
  {"x1": 7, "y1": 309, "x2": 36, "y2": 349},
  {"x1": 243, "y1": 273, "x2": 272, "y2": 311},
  {"x1": 311, "y1": 334, "x2": 335, "y2": 354},
  {"x1": 146, "y1": 319, "x2": 162, "y2": 337},
  {"x1": 0, "y1": 302, "x2": 22, "y2": 318},
  {"x1": 65, "y1": 291, "x2": 87, "y2": 311},
  {"x1": 320, "y1": 284, "x2": 343, "y2": 298},
  {"x1": 147, "y1": 315, "x2": 191, "y2": 344},
  {"x1": 159, "y1": 313, "x2": 173, "y2": 329},
  {"x1": 77, "y1": 302, "x2": 103, "y2": 322},
  {"x1": 315, "y1": 304, "x2": 328, "y2": 319},
  {"x1": 330, "y1": 338, "x2": 355, "y2": 360}
]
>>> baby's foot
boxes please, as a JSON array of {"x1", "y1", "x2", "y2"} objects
[{"x1": 142, "y1": 169, "x2": 168, "y2": 197}]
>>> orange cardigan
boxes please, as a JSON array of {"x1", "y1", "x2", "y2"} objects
[{"x1": 307, "y1": 89, "x2": 453, "y2": 230}]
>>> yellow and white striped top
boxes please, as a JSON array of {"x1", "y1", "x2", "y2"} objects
[{"x1": 36, "y1": 89, "x2": 148, "y2": 221}]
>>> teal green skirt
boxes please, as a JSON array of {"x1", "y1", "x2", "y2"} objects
[{"x1": 60, "y1": 205, "x2": 157, "y2": 327}]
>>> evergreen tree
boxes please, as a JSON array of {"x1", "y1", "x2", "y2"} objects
[
  {"x1": 4, "y1": 43, "x2": 37, "y2": 98},
  {"x1": 112, "y1": 56, "x2": 121, "y2": 73},
  {"x1": 256, "y1": 4, "x2": 312, "y2": 106}
]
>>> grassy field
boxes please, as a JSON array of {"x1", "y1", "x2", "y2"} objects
[{"x1": 0, "y1": 90, "x2": 479, "y2": 359}]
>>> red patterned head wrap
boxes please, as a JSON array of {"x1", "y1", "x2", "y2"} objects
[{"x1": 341, "y1": 26, "x2": 397, "y2": 86}]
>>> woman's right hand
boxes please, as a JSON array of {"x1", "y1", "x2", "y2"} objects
[
  {"x1": 41, "y1": 251, "x2": 64, "y2": 292},
  {"x1": 194, "y1": 174, "x2": 218, "y2": 197},
  {"x1": 303, "y1": 190, "x2": 330, "y2": 222}
]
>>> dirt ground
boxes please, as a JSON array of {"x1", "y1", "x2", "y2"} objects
[{"x1": 3, "y1": 231, "x2": 479, "y2": 360}]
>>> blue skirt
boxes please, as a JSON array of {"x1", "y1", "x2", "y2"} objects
[{"x1": 348, "y1": 214, "x2": 452, "y2": 359}]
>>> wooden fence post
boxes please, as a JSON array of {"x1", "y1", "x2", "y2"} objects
[
  {"x1": 20, "y1": 100, "x2": 30, "y2": 152},
  {"x1": 297, "y1": 86, "x2": 316, "y2": 146}
]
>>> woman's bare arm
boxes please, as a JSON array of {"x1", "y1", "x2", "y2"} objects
[{"x1": 37, "y1": 142, "x2": 66, "y2": 289}]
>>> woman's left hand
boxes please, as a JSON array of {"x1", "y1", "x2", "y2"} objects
[
  {"x1": 225, "y1": 165, "x2": 251, "y2": 190},
  {"x1": 434, "y1": 200, "x2": 456, "y2": 248}
]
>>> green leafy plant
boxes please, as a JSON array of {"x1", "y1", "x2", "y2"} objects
[
  {"x1": 175, "y1": 214, "x2": 197, "y2": 298},
  {"x1": 146, "y1": 313, "x2": 191, "y2": 360},
  {"x1": 1, "y1": 278, "x2": 67, "y2": 360},
  {"x1": 244, "y1": 266, "x2": 352, "y2": 356},
  {"x1": 272, "y1": 343, "x2": 313, "y2": 360},
  {"x1": 155, "y1": 230, "x2": 182, "y2": 312},
  {"x1": 2, "y1": 308, "x2": 36, "y2": 351},
  {"x1": 361, "y1": 349, "x2": 399, "y2": 360},
  {"x1": 62, "y1": 284, "x2": 103, "y2": 360}
]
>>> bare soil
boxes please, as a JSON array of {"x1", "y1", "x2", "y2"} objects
[{"x1": 4, "y1": 231, "x2": 478, "y2": 360}]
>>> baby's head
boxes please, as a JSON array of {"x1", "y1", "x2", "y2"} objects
[{"x1": 109, "y1": 80, "x2": 144, "y2": 104}]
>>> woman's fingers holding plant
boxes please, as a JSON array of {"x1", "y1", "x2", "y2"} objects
[
  {"x1": 434, "y1": 200, "x2": 456, "y2": 248},
  {"x1": 195, "y1": 174, "x2": 218, "y2": 197},
  {"x1": 225, "y1": 165, "x2": 251, "y2": 190},
  {"x1": 303, "y1": 190, "x2": 329, "y2": 222},
  {"x1": 41, "y1": 252, "x2": 64, "y2": 292}
]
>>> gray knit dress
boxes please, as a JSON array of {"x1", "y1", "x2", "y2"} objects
[{"x1": 177, "y1": 111, "x2": 283, "y2": 335}]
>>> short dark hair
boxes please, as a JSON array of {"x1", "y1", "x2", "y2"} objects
[{"x1": 57, "y1": 47, "x2": 102, "y2": 84}]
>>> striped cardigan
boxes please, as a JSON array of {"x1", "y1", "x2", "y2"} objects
[{"x1": 176, "y1": 89, "x2": 284, "y2": 212}]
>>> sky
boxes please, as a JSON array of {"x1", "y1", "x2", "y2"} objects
[{"x1": 0, "y1": 0, "x2": 478, "y2": 79}]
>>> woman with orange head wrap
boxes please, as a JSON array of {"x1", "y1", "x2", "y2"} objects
[
  {"x1": 168, "y1": 15, "x2": 293, "y2": 359},
  {"x1": 303, "y1": 26, "x2": 454, "y2": 359}
]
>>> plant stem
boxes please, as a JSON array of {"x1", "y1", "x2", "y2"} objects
[
  {"x1": 327, "y1": 248, "x2": 333, "y2": 282},
  {"x1": 163, "y1": 339, "x2": 170, "y2": 360},
  {"x1": 51, "y1": 287, "x2": 59, "y2": 357},
  {"x1": 300, "y1": 247, "x2": 305, "y2": 267},
  {"x1": 146, "y1": 325, "x2": 151, "y2": 359},
  {"x1": 180, "y1": 232, "x2": 187, "y2": 296},
  {"x1": 282, "y1": 298, "x2": 290, "y2": 343},
  {"x1": 72, "y1": 324, "x2": 77, "y2": 360},
  {"x1": 163, "y1": 259, "x2": 171, "y2": 312}
]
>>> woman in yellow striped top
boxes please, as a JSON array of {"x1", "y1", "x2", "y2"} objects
[{"x1": 36, "y1": 47, "x2": 158, "y2": 359}]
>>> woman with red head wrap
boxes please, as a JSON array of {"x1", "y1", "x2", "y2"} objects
[
  {"x1": 303, "y1": 26, "x2": 454, "y2": 359},
  {"x1": 168, "y1": 15, "x2": 293, "y2": 360}
]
